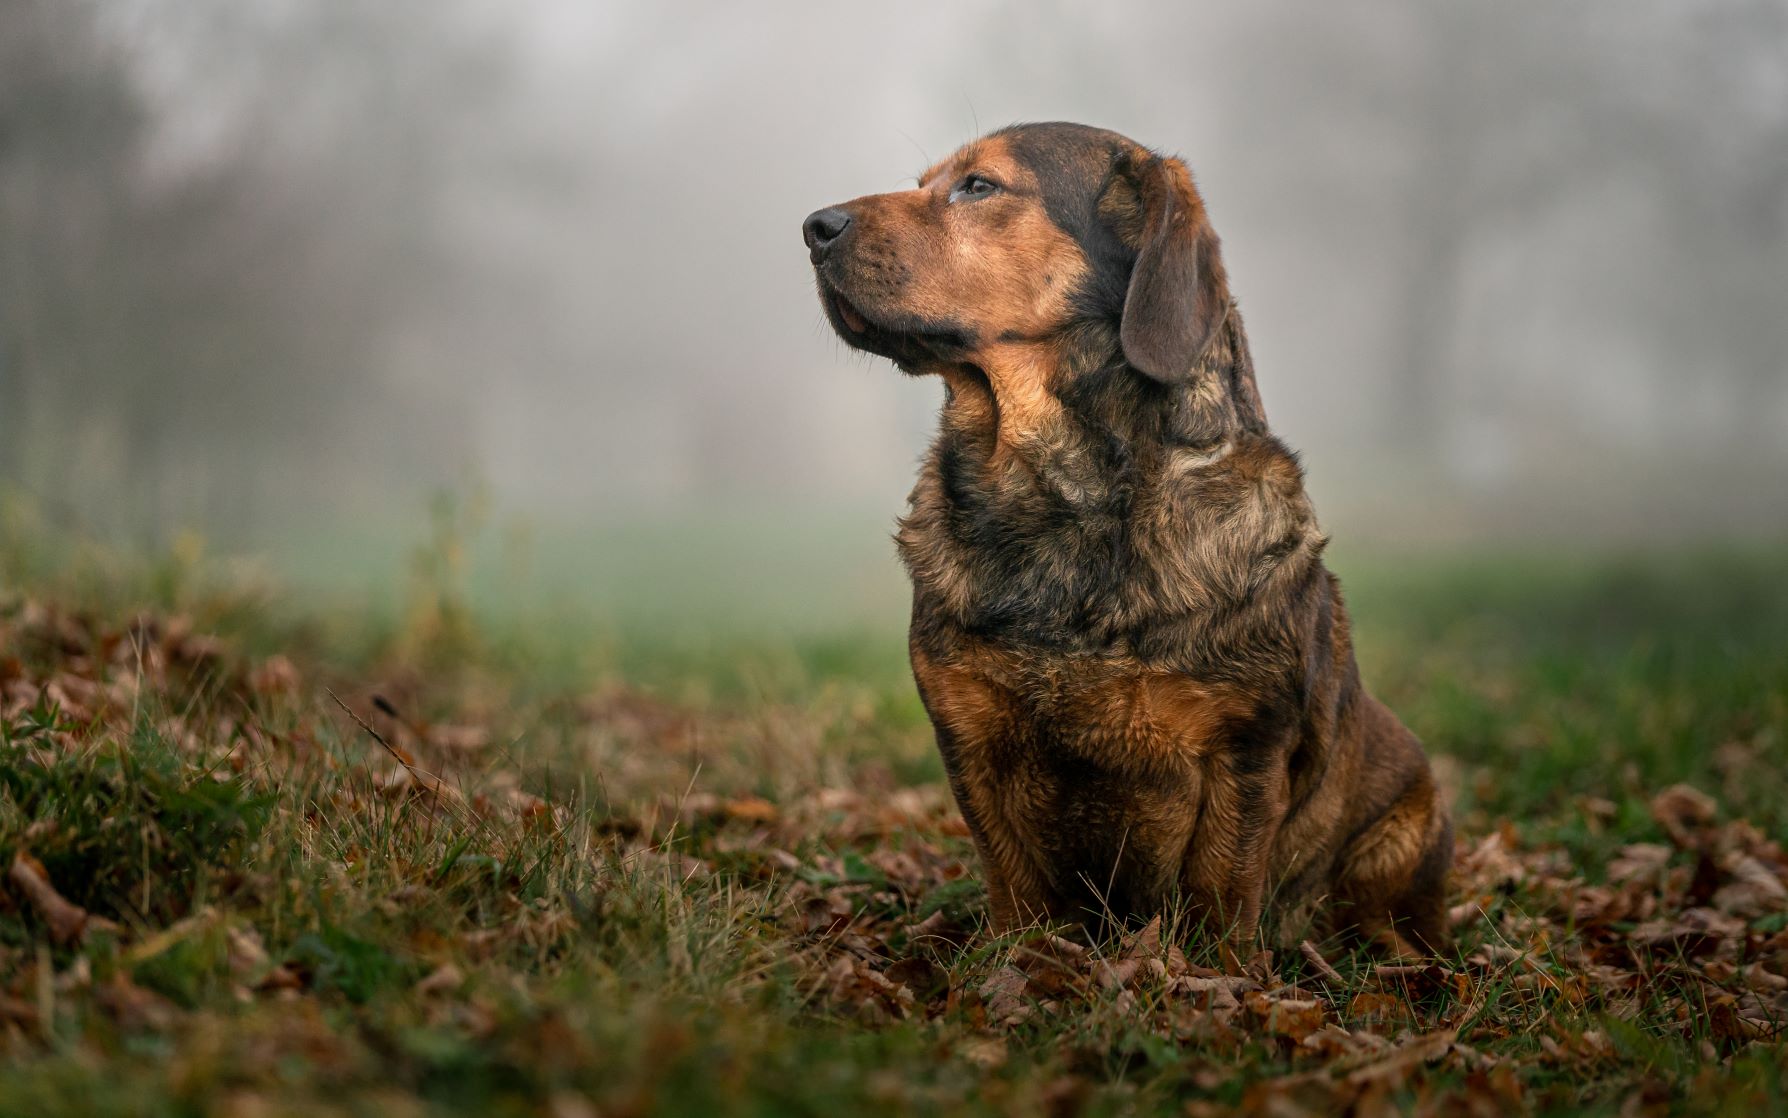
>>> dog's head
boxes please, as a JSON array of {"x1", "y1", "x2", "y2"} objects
[{"x1": 803, "y1": 122, "x2": 1233, "y2": 387}]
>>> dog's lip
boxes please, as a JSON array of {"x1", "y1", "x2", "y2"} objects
[
  {"x1": 834, "y1": 293, "x2": 869, "y2": 335},
  {"x1": 820, "y1": 281, "x2": 884, "y2": 341},
  {"x1": 817, "y1": 278, "x2": 971, "y2": 360}
]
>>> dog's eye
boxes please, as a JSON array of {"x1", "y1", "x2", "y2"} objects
[{"x1": 949, "y1": 174, "x2": 1000, "y2": 203}]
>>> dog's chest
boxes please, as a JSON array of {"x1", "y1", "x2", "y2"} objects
[
  {"x1": 916, "y1": 647, "x2": 1241, "y2": 759},
  {"x1": 913, "y1": 644, "x2": 1251, "y2": 908}
]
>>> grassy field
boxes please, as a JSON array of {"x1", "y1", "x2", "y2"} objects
[{"x1": 1, "y1": 510, "x2": 1786, "y2": 1116}]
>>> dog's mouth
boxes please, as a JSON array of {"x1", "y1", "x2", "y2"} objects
[
  {"x1": 818, "y1": 281, "x2": 970, "y2": 368},
  {"x1": 822, "y1": 285, "x2": 893, "y2": 347},
  {"x1": 833, "y1": 293, "x2": 870, "y2": 335}
]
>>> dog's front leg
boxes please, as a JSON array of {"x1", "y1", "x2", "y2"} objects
[
  {"x1": 971, "y1": 834, "x2": 1053, "y2": 936},
  {"x1": 1182, "y1": 748, "x2": 1291, "y2": 962},
  {"x1": 912, "y1": 647, "x2": 1055, "y2": 935}
]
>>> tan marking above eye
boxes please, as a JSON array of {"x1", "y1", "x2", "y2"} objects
[{"x1": 917, "y1": 137, "x2": 1030, "y2": 196}]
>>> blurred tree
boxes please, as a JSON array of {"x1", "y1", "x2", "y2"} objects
[
  {"x1": 1383, "y1": 1, "x2": 1788, "y2": 467},
  {"x1": 0, "y1": 0, "x2": 505, "y2": 541},
  {"x1": 0, "y1": 0, "x2": 143, "y2": 505}
]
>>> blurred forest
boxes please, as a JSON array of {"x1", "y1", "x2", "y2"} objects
[{"x1": 2, "y1": 0, "x2": 1785, "y2": 561}]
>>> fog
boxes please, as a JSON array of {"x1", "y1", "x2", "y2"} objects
[{"x1": 4, "y1": 0, "x2": 1786, "y2": 575}]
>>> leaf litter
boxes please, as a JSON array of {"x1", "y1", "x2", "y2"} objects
[{"x1": 0, "y1": 594, "x2": 1785, "y2": 1114}]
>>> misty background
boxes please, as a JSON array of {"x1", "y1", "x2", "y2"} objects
[{"x1": 3, "y1": 0, "x2": 1786, "y2": 624}]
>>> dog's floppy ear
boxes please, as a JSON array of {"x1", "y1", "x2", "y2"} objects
[{"x1": 1109, "y1": 151, "x2": 1230, "y2": 383}]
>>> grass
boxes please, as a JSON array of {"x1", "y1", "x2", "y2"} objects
[{"x1": 1, "y1": 504, "x2": 1786, "y2": 1115}]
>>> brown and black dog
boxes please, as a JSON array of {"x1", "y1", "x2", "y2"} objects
[{"x1": 802, "y1": 123, "x2": 1450, "y2": 956}]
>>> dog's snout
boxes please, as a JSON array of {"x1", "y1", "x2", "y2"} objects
[{"x1": 802, "y1": 207, "x2": 853, "y2": 261}]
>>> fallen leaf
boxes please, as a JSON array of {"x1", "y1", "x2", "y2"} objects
[
  {"x1": 1631, "y1": 907, "x2": 1746, "y2": 955},
  {"x1": 1652, "y1": 784, "x2": 1718, "y2": 848},
  {"x1": 1712, "y1": 854, "x2": 1787, "y2": 916},
  {"x1": 1346, "y1": 991, "x2": 1413, "y2": 1025},
  {"x1": 8, "y1": 850, "x2": 117, "y2": 947},
  {"x1": 1093, "y1": 958, "x2": 1142, "y2": 991},
  {"x1": 1175, "y1": 974, "x2": 1257, "y2": 1011},
  {"x1": 256, "y1": 965, "x2": 304, "y2": 992},
  {"x1": 884, "y1": 956, "x2": 947, "y2": 1003},
  {"x1": 960, "y1": 1035, "x2": 1008, "y2": 1070},
  {"x1": 93, "y1": 973, "x2": 176, "y2": 1032},
  {"x1": 1243, "y1": 990, "x2": 1328, "y2": 1043},
  {"x1": 226, "y1": 926, "x2": 271, "y2": 978},
  {"x1": 980, "y1": 966, "x2": 1031, "y2": 1024},
  {"x1": 1341, "y1": 1028, "x2": 1457, "y2": 1087},
  {"x1": 824, "y1": 956, "x2": 914, "y2": 1021},
  {"x1": 0, "y1": 996, "x2": 38, "y2": 1030},
  {"x1": 1299, "y1": 940, "x2": 1345, "y2": 986},
  {"x1": 723, "y1": 797, "x2": 779, "y2": 824},
  {"x1": 247, "y1": 655, "x2": 300, "y2": 697},
  {"x1": 1606, "y1": 843, "x2": 1673, "y2": 884},
  {"x1": 122, "y1": 907, "x2": 219, "y2": 965},
  {"x1": 546, "y1": 1093, "x2": 602, "y2": 1118},
  {"x1": 415, "y1": 963, "x2": 465, "y2": 997}
]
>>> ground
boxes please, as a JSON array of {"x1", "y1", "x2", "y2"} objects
[{"x1": 1, "y1": 515, "x2": 1785, "y2": 1116}]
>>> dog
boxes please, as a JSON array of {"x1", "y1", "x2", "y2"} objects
[{"x1": 802, "y1": 123, "x2": 1450, "y2": 956}]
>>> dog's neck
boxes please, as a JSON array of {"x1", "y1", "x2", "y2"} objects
[
  {"x1": 898, "y1": 308, "x2": 1318, "y2": 655},
  {"x1": 930, "y1": 310, "x2": 1267, "y2": 505}
]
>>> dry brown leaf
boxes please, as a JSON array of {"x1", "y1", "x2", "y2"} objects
[
  {"x1": 122, "y1": 908, "x2": 223, "y2": 967},
  {"x1": 796, "y1": 890, "x2": 855, "y2": 936},
  {"x1": 1346, "y1": 991, "x2": 1413, "y2": 1025},
  {"x1": 0, "y1": 996, "x2": 38, "y2": 1030},
  {"x1": 960, "y1": 1035, "x2": 1008, "y2": 1070},
  {"x1": 980, "y1": 965, "x2": 1031, "y2": 1024},
  {"x1": 7, "y1": 850, "x2": 117, "y2": 946},
  {"x1": 1299, "y1": 940, "x2": 1345, "y2": 986},
  {"x1": 1298, "y1": 1024, "x2": 1367, "y2": 1061},
  {"x1": 509, "y1": 789, "x2": 550, "y2": 822},
  {"x1": 1010, "y1": 934, "x2": 1087, "y2": 998},
  {"x1": 722, "y1": 796, "x2": 779, "y2": 824},
  {"x1": 1175, "y1": 974, "x2": 1256, "y2": 1011},
  {"x1": 93, "y1": 973, "x2": 176, "y2": 1032},
  {"x1": 824, "y1": 956, "x2": 914, "y2": 1021},
  {"x1": 1711, "y1": 854, "x2": 1788, "y2": 916},
  {"x1": 247, "y1": 654, "x2": 301, "y2": 697},
  {"x1": 1242, "y1": 948, "x2": 1275, "y2": 983},
  {"x1": 883, "y1": 956, "x2": 946, "y2": 1005},
  {"x1": 1708, "y1": 996, "x2": 1776, "y2": 1046},
  {"x1": 1606, "y1": 843, "x2": 1673, "y2": 884},
  {"x1": 546, "y1": 1093, "x2": 602, "y2": 1118},
  {"x1": 226, "y1": 926, "x2": 271, "y2": 978},
  {"x1": 1243, "y1": 990, "x2": 1328, "y2": 1043},
  {"x1": 1631, "y1": 906, "x2": 1746, "y2": 954},
  {"x1": 864, "y1": 848, "x2": 924, "y2": 891},
  {"x1": 1652, "y1": 783, "x2": 1718, "y2": 848},
  {"x1": 1341, "y1": 1028, "x2": 1458, "y2": 1086},
  {"x1": 903, "y1": 909, "x2": 951, "y2": 941},
  {"x1": 256, "y1": 965, "x2": 304, "y2": 992},
  {"x1": 1093, "y1": 958, "x2": 1141, "y2": 991},
  {"x1": 1122, "y1": 914, "x2": 1163, "y2": 959},
  {"x1": 415, "y1": 963, "x2": 465, "y2": 997}
]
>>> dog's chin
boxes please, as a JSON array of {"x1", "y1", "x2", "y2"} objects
[{"x1": 817, "y1": 283, "x2": 969, "y2": 369}]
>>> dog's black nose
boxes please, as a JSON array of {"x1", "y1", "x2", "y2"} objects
[{"x1": 803, "y1": 207, "x2": 852, "y2": 259}]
